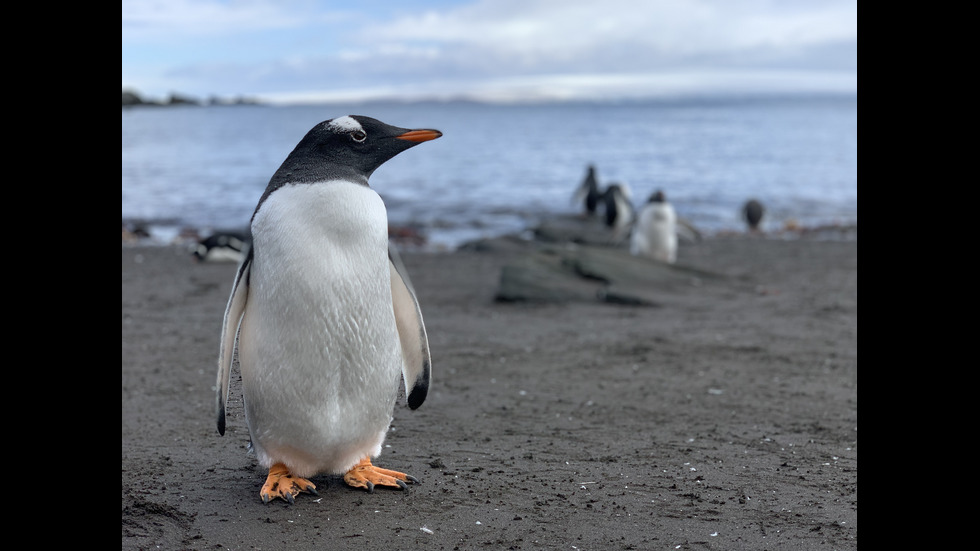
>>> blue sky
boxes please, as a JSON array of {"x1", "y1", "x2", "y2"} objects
[{"x1": 121, "y1": 0, "x2": 857, "y2": 104}]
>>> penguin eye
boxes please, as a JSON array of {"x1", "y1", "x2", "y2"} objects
[{"x1": 350, "y1": 130, "x2": 367, "y2": 143}]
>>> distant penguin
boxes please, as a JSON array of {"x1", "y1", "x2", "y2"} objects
[
  {"x1": 571, "y1": 164, "x2": 602, "y2": 215},
  {"x1": 601, "y1": 182, "x2": 634, "y2": 231},
  {"x1": 192, "y1": 231, "x2": 250, "y2": 262},
  {"x1": 743, "y1": 199, "x2": 765, "y2": 232},
  {"x1": 215, "y1": 115, "x2": 440, "y2": 504},
  {"x1": 630, "y1": 190, "x2": 677, "y2": 264}
]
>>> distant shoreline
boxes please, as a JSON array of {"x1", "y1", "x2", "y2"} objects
[
  {"x1": 122, "y1": 89, "x2": 262, "y2": 108},
  {"x1": 123, "y1": 87, "x2": 857, "y2": 109}
]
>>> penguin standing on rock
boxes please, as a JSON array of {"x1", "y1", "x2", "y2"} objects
[
  {"x1": 600, "y1": 182, "x2": 634, "y2": 240},
  {"x1": 215, "y1": 115, "x2": 441, "y2": 503},
  {"x1": 630, "y1": 190, "x2": 678, "y2": 264},
  {"x1": 571, "y1": 164, "x2": 602, "y2": 215}
]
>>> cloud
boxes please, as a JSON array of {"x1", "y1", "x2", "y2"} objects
[
  {"x1": 121, "y1": 0, "x2": 331, "y2": 40},
  {"x1": 354, "y1": 0, "x2": 856, "y2": 75},
  {"x1": 122, "y1": 0, "x2": 857, "y2": 102}
]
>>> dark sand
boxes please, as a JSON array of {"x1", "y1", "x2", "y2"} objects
[{"x1": 122, "y1": 230, "x2": 857, "y2": 550}]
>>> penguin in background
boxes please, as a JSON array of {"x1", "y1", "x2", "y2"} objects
[
  {"x1": 571, "y1": 164, "x2": 602, "y2": 216},
  {"x1": 630, "y1": 190, "x2": 678, "y2": 264},
  {"x1": 743, "y1": 199, "x2": 765, "y2": 232},
  {"x1": 215, "y1": 115, "x2": 441, "y2": 504},
  {"x1": 191, "y1": 230, "x2": 250, "y2": 263},
  {"x1": 601, "y1": 182, "x2": 634, "y2": 241}
]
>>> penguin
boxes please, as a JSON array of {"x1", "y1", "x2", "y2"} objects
[
  {"x1": 215, "y1": 115, "x2": 441, "y2": 504},
  {"x1": 191, "y1": 231, "x2": 250, "y2": 263},
  {"x1": 600, "y1": 182, "x2": 634, "y2": 240},
  {"x1": 630, "y1": 190, "x2": 678, "y2": 264},
  {"x1": 571, "y1": 164, "x2": 602, "y2": 215},
  {"x1": 742, "y1": 199, "x2": 765, "y2": 232}
]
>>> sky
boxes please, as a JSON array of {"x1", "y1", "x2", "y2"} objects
[{"x1": 121, "y1": 0, "x2": 857, "y2": 104}]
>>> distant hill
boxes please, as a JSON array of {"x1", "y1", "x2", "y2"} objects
[{"x1": 122, "y1": 89, "x2": 260, "y2": 107}]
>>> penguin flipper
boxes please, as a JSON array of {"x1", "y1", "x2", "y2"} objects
[
  {"x1": 609, "y1": 187, "x2": 636, "y2": 244},
  {"x1": 676, "y1": 218, "x2": 703, "y2": 243},
  {"x1": 216, "y1": 250, "x2": 251, "y2": 435},
  {"x1": 388, "y1": 244, "x2": 430, "y2": 410}
]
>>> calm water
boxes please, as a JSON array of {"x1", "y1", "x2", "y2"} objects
[{"x1": 121, "y1": 96, "x2": 857, "y2": 249}]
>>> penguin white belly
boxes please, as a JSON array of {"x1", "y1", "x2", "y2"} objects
[
  {"x1": 631, "y1": 204, "x2": 677, "y2": 264},
  {"x1": 239, "y1": 181, "x2": 401, "y2": 478}
]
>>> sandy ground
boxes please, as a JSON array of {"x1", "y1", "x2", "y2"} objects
[{"x1": 122, "y1": 231, "x2": 857, "y2": 550}]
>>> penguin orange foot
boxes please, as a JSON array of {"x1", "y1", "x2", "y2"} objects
[
  {"x1": 343, "y1": 457, "x2": 419, "y2": 492},
  {"x1": 260, "y1": 463, "x2": 318, "y2": 504}
]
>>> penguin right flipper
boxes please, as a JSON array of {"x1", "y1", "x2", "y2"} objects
[
  {"x1": 676, "y1": 217, "x2": 703, "y2": 243},
  {"x1": 215, "y1": 248, "x2": 252, "y2": 435},
  {"x1": 388, "y1": 244, "x2": 430, "y2": 410}
]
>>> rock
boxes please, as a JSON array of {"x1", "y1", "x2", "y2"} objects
[
  {"x1": 494, "y1": 241, "x2": 728, "y2": 306},
  {"x1": 533, "y1": 215, "x2": 625, "y2": 247},
  {"x1": 495, "y1": 245, "x2": 605, "y2": 303}
]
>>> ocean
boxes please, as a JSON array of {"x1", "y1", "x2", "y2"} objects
[{"x1": 121, "y1": 95, "x2": 857, "y2": 250}]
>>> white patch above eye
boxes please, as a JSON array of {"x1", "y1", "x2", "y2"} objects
[{"x1": 327, "y1": 116, "x2": 363, "y2": 133}]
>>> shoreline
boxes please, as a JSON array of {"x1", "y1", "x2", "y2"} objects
[{"x1": 123, "y1": 214, "x2": 858, "y2": 256}]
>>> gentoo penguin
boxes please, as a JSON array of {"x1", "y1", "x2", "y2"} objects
[
  {"x1": 600, "y1": 182, "x2": 634, "y2": 238},
  {"x1": 215, "y1": 115, "x2": 441, "y2": 503},
  {"x1": 571, "y1": 164, "x2": 601, "y2": 215},
  {"x1": 192, "y1": 231, "x2": 250, "y2": 263},
  {"x1": 630, "y1": 190, "x2": 678, "y2": 264},
  {"x1": 742, "y1": 199, "x2": 765, "y2": 232}
]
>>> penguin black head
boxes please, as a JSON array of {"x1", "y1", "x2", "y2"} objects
[
  {"x1": 648, "y1": 190, "x2": 666, "y2": 203},
  {"x1": 263, "y1": 115, "x2": 442, "y2": 198}
]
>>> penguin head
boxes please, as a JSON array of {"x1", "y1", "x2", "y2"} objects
[
  {"x1": 648, "y1": 190, "x2": 666, "y2": 203},
  {"x1": 743, "y1": 199, "x2": 764, "y2": 229},
  {"x1": 268, "y1": 115, "x2": 442, "y2": 188}
]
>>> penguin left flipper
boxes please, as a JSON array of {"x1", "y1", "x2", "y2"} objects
[
  {"x1": 388, "y1": 244, "x2": 430, "y2": 410},
  {"x1": 343, "y1": 457, "x2": 419, "y2": 492},
  {"x1": 215, "y1": 250, "x2": 252, "y2": 435}
]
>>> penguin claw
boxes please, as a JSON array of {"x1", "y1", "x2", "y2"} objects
[
  {"x1": 343, "y1": 457, "x2": 418, "y2": 492},
  {"x1": 259, "y1": 463, "x2": 317, "y2": 504}
]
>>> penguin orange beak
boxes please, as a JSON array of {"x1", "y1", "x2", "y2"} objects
[{"x1": 396, "y1": 129, "x2": 443, "y2": 143}]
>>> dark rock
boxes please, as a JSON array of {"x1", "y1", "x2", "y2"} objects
[
  {"x1": 495, "y1": 241, "x2": 728, "y2": 306},
  {"x1": 495, "y1": 246, "x2": 605, "y2": 303}
]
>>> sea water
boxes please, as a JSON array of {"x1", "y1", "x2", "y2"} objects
[{"x1": 121, "y1": 95, "x2": 857, "y2": 249}]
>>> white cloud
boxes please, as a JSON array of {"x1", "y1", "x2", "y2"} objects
[
  {"x1": 358, "y1": 0, "x2": 856, "y2": 67},
  {"x1": 121, "y1": 0, "x2": 338, "y2": 40},
  {"x1": 122, "y1": 0, "x2": 857, "y2": 102}
]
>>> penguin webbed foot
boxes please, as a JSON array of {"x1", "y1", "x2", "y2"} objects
[
  {"x1": 343, "y1": 457, "x2": 418, "y2": 493},
  {"x1": 260, "y1": 463, "x2": 318, "y2": 504}
]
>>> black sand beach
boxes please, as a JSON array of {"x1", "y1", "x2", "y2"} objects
[{"x1": 122, "y1": 227, "x2": 857, "y2": 550}]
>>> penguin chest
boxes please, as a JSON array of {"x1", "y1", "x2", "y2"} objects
[
  {"x1": 633, "y1": 204, "x2": 677, "y2": 262},
  {"x1": 239, "y1": 182, "x2": 401, "y2": 444}
]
